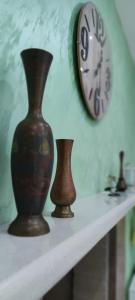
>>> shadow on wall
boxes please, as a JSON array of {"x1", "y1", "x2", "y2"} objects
[{"x1": 0, "y1": 80, "x2": 16, "y2": 224}]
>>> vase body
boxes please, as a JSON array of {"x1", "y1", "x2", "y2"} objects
[
  {"x1": 8, "y1": 48, "x2": 54, "y2": 236},
  {"x1": 50, "y1": 139, "x2": 76, "y2": 218},
  {"x1": 116, "y1": 151, "x2": 127, "y2": 192}
]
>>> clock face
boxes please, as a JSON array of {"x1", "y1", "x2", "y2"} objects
[{"x1": 77, "y1": 2, "x2": 112, "y2": 120}]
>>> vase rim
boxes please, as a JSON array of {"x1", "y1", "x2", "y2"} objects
[
  {"x1": 56, "y1": 139, "x2": 74, "y2": 142},
  {"x1": 21, "y1": 48, "x2": 53, "y2": 60}
]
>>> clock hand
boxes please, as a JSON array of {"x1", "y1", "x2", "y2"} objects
[
  {"x1": 94, "y1": 57, "x2": 103, "y2": 76},
  {"x1": 82, "y1": 68, "x2": 90, "y2": 74},
  {"x1": 94, "y1": 50, "x2": 103, "y2": 77}
]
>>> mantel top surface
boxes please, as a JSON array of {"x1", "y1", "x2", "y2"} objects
[{"x1": 0, "y1": 191, "x2": 135, "y2": 300}]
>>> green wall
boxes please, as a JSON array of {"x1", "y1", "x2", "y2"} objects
[{"x1": 0, "y1": 0, "x2": 135, "y2": 297}]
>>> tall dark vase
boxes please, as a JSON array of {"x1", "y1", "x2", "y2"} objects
[
  {"x1": 50, "y1": 139, "x2": 76, "y2": 218},
  {"x1": 8, "y1": 48, "x2": 54, "y2": 237}
]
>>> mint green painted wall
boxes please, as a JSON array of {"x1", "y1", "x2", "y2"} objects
[{"x1": 0, "y1": 0, "x2": 134, "y2": 296}]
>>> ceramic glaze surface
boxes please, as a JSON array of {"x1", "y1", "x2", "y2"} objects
[{"x1": 0, "y1": 0, "x2": 134, "y2": 292}]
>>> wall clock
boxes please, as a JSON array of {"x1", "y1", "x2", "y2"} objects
[{"x1": 77, "y1": 2, "x2": 112, "y2": 120}]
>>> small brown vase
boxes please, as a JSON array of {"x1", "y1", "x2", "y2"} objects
[
  {"x1": 50, "y1": 139, "x2": 76, "y2": 218},
  {"x1": 116, "y1": 151, "x2": 127, "y2": 192},
  {"x1": 8, "y1": 48, "x2": 54, "y2": 237}
]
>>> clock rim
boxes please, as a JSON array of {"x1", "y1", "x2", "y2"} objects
[{"x1": 77, "y1": 2, "x2": 112, "y2": 121}]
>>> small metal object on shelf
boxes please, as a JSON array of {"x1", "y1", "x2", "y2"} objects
[
  {"x1": 105, "y1": 175, "x2": 120, "y2": 197},
  {"x1": 116, "y1": 151, "x2": 127, "y2": 192}
]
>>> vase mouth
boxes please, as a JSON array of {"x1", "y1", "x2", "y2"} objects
[
  {"x1": 21, "y1": 48, "x2": 53, "y2": 61},
  {"x1": 56, "y1": 139, "x2": 74, "y2": 142}
]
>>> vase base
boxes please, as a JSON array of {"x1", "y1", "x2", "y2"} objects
[
  {"x1": 52, "y1": 205, "x2": 74, "y2": 218},
  {"x1": 8, "y1": 215, "x2": 50, "y2": 237}
]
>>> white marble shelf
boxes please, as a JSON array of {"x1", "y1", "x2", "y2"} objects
[{"x1": 0, "y1": 191, "x2": 135, "y2": 300}]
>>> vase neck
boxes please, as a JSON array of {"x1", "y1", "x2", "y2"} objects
[
  {"x1": 119, "y1": 151, "x2": 124, "y2": 179},
  {"x1": 21, "y1": 49, "x2": 53, "y2": 116},
  {"x1": 56, "y1": 140, "x2": 73, "y2": 171}
]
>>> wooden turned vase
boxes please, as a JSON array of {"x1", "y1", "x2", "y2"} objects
[
  {"x1": 50, "y1": 139, "x2": 76, "y2": 218},
  {"x1": 8, "y1": 48, "x2": 54, "y2": 236}
]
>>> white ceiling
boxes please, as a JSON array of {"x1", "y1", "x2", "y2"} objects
[{"x1": 115, "y1": 0, "x2": 135, "y2": 62}]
